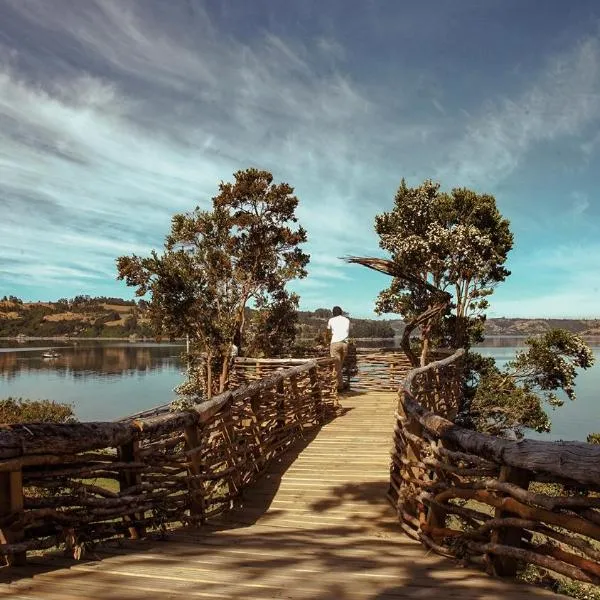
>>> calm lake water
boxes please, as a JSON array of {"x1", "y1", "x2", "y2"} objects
[
  {"x1": 0, "y1": 341, "x2": 184, "y2": 421},
  {"x1": 0, "y1": 338, "x2": 598, "y2": 441}
]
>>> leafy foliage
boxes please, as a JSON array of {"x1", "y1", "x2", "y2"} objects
[
  {"x1": 117, "y1": 168, "x2": 309, "y2": 396},
  {"x1": 245, "y1": 290, "x2": 300, "y2": 358},
  {"x1": 374, "y1": 179, "x2": 513, "y2": 359},
  {"x1": 357, "y1": 177, "x2": 593, "y2": 439},
  {"x1": 464, "y1": 331, "x2": 594, "y2": 438},
  {"x1": 587, "y1": 432, "x2": 600, "y2": 445},
  {"x1": 0, "y1": 397, "x2": 76, "y2": 424}
]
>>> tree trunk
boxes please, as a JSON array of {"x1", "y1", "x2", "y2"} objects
[
  {"x1": 206, "y1": 353, "x2": 213, "y2": 399},
  {"x1": 420, "y1": 324, "x2": 431, "y2": 367},
  {"x1": 219, "y1": 349, "x2": 231, "y2": 394}
]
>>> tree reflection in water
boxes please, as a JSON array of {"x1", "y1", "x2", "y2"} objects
[{"x1": 0, "y1": 342, "x2": 184, "y2": 381}]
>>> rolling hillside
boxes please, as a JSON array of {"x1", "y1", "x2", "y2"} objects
[{"x1": 2, "y1": 296, "x2": 599, "y2": 339}]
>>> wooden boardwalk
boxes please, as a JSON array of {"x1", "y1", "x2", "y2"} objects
[{"x1": 0, "y1": 391, "x2": 559, "y2": 600}]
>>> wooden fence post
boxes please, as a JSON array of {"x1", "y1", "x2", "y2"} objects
[
  {"x1": 184, "y1": 425, "x2": 206, "y2": 521},
  {"x1": 118, "y1": 441, "x2": 144, "y2": 539},
  {"x1": 289, "y1": 374, "x2": 305, "y2": 430},
  {"x1": 0, "y1": 469, "x2": 25, "y2": 566},
  {"x1": 308, "y1": 366, "x2": 322, "y2": 422},
  {"x1": 396, "y1": 385, "x2": 428, "y2": 531},
  {"x1": 425, "y1": 440, "x2": 448, "y2": 531},
  {"x1": 276, "y1": 380, "x2": 286, "y2": 432},
  {"x1": 487, "y1": 465, "x2": 532, "y2": 576}
]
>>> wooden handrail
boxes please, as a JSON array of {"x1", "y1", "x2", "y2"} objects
[
  {"x1": 401, "y1": 348, "x2": 600, "y2": 486},
  {"x1": 0, "y1": 358, "x2": 338, "y2": 563},
  {"x1": 119, "y1": 357, "x2": 331, "y2": 421},
  {"x1": 392, "y1": 347, "x2": 600, "y2": 584}
]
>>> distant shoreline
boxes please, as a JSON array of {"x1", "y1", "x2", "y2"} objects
[
  {"x1": 0, "y1": 336, "x2": 166, "y2": 342},
  {"x1": 4, "y1": 334, "x2": 600, "y2": 343}
]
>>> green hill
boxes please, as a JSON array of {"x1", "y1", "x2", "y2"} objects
[
  {"x1": 3, "y1": 295, "x2": 598, "y2": 340},
  {"x1": 0, "y1": 296, "x2": 152, "y2": 339}
]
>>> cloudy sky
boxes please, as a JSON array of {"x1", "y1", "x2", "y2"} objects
[{"x1": 1, "y1": 0, "x2": 600, "y2": 317}]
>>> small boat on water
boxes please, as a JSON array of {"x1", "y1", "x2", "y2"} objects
[{"x1": 42, "y1": 350, "x2": 61, "y2": 359}]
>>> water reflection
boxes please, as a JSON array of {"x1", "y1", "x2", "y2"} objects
[
  {"x1": 0, "y1": 339, "x2": 598, "y2": 438},
  {"x1": 0, "y1": 342, "x2": 184, "y2": 380},
  {"x1": 0, "y1": 342, "x2": 186, "y2": 422}
]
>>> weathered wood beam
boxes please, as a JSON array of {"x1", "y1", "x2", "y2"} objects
[{"x1": 402, "y1": 349, "x2": 600, "y2": 486}]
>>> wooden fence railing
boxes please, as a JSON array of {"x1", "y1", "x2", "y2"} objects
[
  {"x1": 390, "y1": 349, "x2": 600, "y2": 585},
  {"x1": 232, "y1": 347, "x2": 413, "y2": 392},
  {"x1": 0, "y1": 359, "x2": 337, "y2": 565}
]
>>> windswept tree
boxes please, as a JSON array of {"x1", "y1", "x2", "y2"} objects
[
  {"x1": 245, "y1": 289, "x2": 300, "y2": 358},
  {"x1": 349, "y1": 179, "x2": 513, "y2": 365},
  {"x1": 349, "y1": 178, "x2": 594, "y2": 439},
  {"x1": 464, "y1": 330, "x2": 594, "y2": 438},
  {"x1": 117, "y1": 168, "x2": 309, "y2": 397}
]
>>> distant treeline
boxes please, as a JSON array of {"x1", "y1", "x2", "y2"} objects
[
  {"x1": 0, "y1": 296, "x2": 152, "y2": 338},
  {"x1": 0, "y1": 297, "x2": 396, "y2": 339},
  {"x1": 297, "y1": 308, "x2": 396, "y2": 339},
  {"x1": 484, "y1": 318, "x2": 600, "y2": 336},
  {"x1": 4, "y1": 295, "x2": 596, "y2": 340}
]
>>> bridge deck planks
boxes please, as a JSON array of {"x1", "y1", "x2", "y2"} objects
[{"x1": 0, "y1": 391, "x2": 560, "y2": 599}]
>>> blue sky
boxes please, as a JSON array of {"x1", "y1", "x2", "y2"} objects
[{"x1": 1, "y1": 0, "x2": 600, "y2": 318}]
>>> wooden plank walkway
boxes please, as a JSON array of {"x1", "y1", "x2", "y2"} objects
[{"x1": 0, "y1": 391, "x2": 560, "y2": 600}]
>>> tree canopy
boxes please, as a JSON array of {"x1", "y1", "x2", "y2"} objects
[
  {"x1": 349, "y1": 177, "x2": 594, "y2": 439},
  {"x1": 117, "y1": 168, "x2": 309, "y2": 397},
  {"x1": 349, "y1": 178, "x2": 513, "y2": 365},
  {"x1": 464, "y1": 330, "x2": 595, "y2": 438},
  {"x1": 376, "y1": 180, "x2": 513, "y2": 352}
]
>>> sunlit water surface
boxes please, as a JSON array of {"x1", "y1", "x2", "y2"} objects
[{"x1": 1, "y1": 339, "x2": 598, "y2": 440}]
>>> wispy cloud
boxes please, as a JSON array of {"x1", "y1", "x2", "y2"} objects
[
  {"x1": 438, "y1": 37, "x2": 600, "y2": 187},
  {"x1": 569, "y1": 191, "x2": 590, "y2": 218},
  {"x1": 1, "y1": 1, "x2": 600, "y2": 318},
  {"x1": 491, "y1": 289, "x2": 600, "y2": 319},
  {"x1": 489, "y1": 242, "x2": 600, "y2": 318},
  {"x1": 0, "y1": 0, "x2": 403, "y2": 302}
]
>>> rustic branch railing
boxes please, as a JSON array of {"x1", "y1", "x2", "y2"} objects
[
  {"x1": 232, "y1": 347, "x2": 414, "y2": 392},
  {"x1": 345, "y1": 346, "x2": 413, "y2": 391},
  {"x1": 0, "y1": 359, "x2": 337, "y2": 564},
  {"x1": 390, "y1": 348, "x2": 600, "y2": 585}
]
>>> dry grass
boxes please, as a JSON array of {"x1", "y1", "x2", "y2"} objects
[
  {"x1": 102, "y1": 304, "x2": 134, "y2": 314},
  {"x1": 44, "y1": 312, "x2": 92, "y2": 322},
  {"x1": 0, "y1": 311, "x2": 20, "y2": 319},
  {"x1": 104, "y1": 319, "x2": 126, "y2": 327}
]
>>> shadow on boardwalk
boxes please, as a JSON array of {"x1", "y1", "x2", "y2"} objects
[
  {"x1": 0, "y1": 391, "x2": 559, "y2": 600},
  {"x1": 0, "y1": 524, "x2": 558, "y2": 599}
]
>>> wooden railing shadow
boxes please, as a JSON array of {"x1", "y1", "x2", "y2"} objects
[
  {"x1": 202, "y1": 427, "x2": 322, "y2": 531},
  {"x1": 392, "y1": 348, "x2": 600, "y2": 588},
  {"x1": 204, "y1": 402, "x2": 356, "y2": 531},
  {"x1": 1, "y1": 520, "x2": 561, "y2": 599},
  {"x1": 0, "y1": 359, "x2": 338, "y2": 569}
]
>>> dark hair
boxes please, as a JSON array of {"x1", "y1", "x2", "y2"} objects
[{"x1": 332, "y1": 306, "x2": 343, "y2": 317}]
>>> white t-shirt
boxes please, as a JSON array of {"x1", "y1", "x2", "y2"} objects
[{"x1": 327, "y1": 315, "x2": 350, "y2": 343}]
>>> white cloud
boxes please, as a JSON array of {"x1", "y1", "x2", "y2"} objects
[
  {"x1": 491, "y1": 290, "x2": 600, "y2": 319},
  {"x1": 489, "y1": 242, "x2": 600, "y2": 318},
  {"x1": 570, "y1": 191, "x2": 590, "y2": 217},
  {"x1": 581, "y1": 130, "x2": 600, "y2": 157},
  {"x1": 438, "y1": 37, "x2": 600, "y2": 187},
  {"x1": 1, "y1": 0, "x2": 408, "y2": 302},
  {"x1": 2, "y1": 1, "x2": 600, "y2": 319}
]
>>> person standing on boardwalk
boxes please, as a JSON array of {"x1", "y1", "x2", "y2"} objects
[{"x1": 327, "y1": 306, "x2": 350, "y2": 391}]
